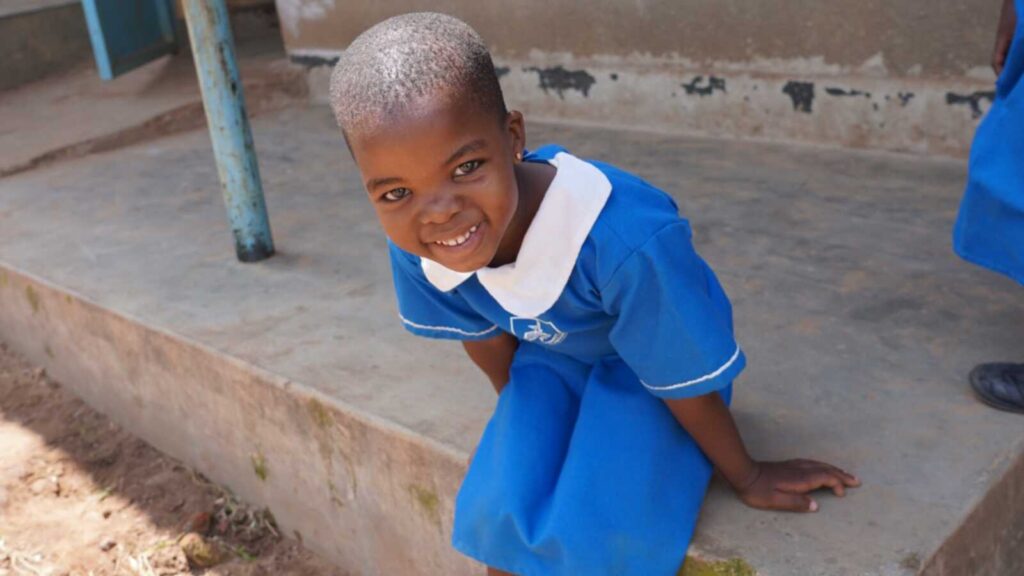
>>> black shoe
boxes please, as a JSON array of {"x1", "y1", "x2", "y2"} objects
[{"x1": 969, "y1": 363, "x2": 1024, "y2": 414}]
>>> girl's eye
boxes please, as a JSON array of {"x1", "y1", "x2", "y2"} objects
[
  {"x1": 454, "y1": 160, "x2": 483, "y2": 177},
  {"x1": 382, "y1": 188, "x2": 411, "y2": 202}
]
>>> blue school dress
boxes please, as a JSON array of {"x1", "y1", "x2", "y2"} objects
[
  {"x1": 388, "y1": 146, "x2": 745, "y2": 575},
  {"x1": 954, "y1": 0, "x2": 1024, "y2": 286}
]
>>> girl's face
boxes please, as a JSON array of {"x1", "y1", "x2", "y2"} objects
[{"x1": 348, "y1": 94, "x2": 525, "y2": 273}]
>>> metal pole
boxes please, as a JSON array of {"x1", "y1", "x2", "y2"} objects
[{"x1": 182, "y1": 0, "x2": 274, "y2": 262}]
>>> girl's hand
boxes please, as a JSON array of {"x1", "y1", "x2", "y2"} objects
[
  {"x1": 662, "y1": 394, "x2": 860, "y2": 512},
  {"x1": 993, "y1": 0, "x2": 1018, "y2": 77},
  {"x1": 733, "y1": 459, "x2": 861, "y2": 513}
]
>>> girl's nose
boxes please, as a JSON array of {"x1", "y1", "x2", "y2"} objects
[{"x1": 419, "y1": 188, "x2": 462, "y2": 224}]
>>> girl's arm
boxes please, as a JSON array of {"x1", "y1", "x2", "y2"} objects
[
  {"x1": 665, "y1": 393, "x2": 860, "y2": 512},
  {"x1": 993, "y1": 0, "x2": 1017, "y2": 76},
  {"x1": 463, "y1": 332, "x2": 519, "y2": 394}
]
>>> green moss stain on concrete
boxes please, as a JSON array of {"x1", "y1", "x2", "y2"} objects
[
  {"x1": 409, "y1": 484, "x2": 440, "y2": 523},
  {"x1": 0, "y1": 271, "x2": 8, "y2": 288},
  {"x1": 327, "y1": 479, "x2": 346, "y2": 508},
  {"x1": 307, "y1": 398, "x2": 359, "y2": 507},
  {"x1": 679, "y1": 556, "x2": 756, "y2": 576},
  {"x1": 251, "y1": 452, "x2": 268, "y2": 482},
  {"x1": 25, "y1": 285, "x2": 41, "y2": 313},
  {"x1": 900, "y1": 553, "x2": 921, "y2": 571},
  {"x1": 44, "y1": 344, "x2": 54, "y2": 359},
  {"x1": 307, "y1": 397, "x2": 334, "y2": 430}
]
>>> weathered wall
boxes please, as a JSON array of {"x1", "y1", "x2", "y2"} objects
[
  {"x1": 0, "y1": 2, "x2": 91, "y2": 92},
  {"x1": 275, "y1": 0, "x2": 1004, "y2": 156},
  {"x1": 276, "y1": 0, "x2": 998, "y2": 80}
]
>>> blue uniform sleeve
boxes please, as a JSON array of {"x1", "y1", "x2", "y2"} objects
[
  {"x1": 388, "y1": 243, "x2": 499, "y2": 341},
  {"x1": 602, "y1": 222, "x2": 746, "y2": 399}
]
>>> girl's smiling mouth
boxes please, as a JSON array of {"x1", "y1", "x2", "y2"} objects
[
  {"x1": 434, "y1": 223, "x2": 480, "y2": 247},
  {"x1": 428, "y1": 221, "x2": 488, "y2": 267}
]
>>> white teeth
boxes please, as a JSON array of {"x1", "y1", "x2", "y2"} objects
[{"x1": 435, "y1": 224, "x2": 479, "y2": 247}]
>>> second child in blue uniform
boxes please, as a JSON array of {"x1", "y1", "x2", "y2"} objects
[
  {"x1": 954, "y1": 0, "x2": 1024, "y2": 411},
  {"x1": 329, "y1": 12, "x2": 860, "y2": 576}
]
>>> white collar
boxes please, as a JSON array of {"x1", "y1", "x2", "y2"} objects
[{"x1": 421, "y1": 152, "x2": 612, "y2": 318}]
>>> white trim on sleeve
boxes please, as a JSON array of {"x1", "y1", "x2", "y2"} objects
[
  {"x1": 640, "y1": 346, "x2": 742, "y2": 392},
  {"x1": 399, "y1": 315, "x2": 499, "y2": 338}
]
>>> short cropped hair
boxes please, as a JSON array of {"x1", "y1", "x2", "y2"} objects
[{"x1": 329, "y1": 12, "x2": 508, "y2": 138}]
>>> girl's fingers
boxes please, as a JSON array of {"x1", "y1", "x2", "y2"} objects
[
  {"x1": 778, "y1": 470, "x2": 847, "y2": 496},
  {"x1": 773, "y1": 492, "x2": 817, "y2": 513},
  {"x1": 814, "y1": 462, "x2": 861, "y2": 486},
  {"x1": 826, "y1": 474, "x2": 847, "y2": 497},
  {"x1": 789, "y1": 460, "x2": 861, "y2": 486},
  {"x1": 838, "y1": 468, "x2": 861, "y2": 486},
  {"x1": 789, "y1": 458, "x2": 824, "y2": 468},
  {"x1": 823, "y1": 466, "x2": 860, "y2": 487}
]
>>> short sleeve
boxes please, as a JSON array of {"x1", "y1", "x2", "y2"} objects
[
  {"x1": 388, "y1": 243, "x2": 499, "y2": 340},
  {"x1": 602, "y1": 222, "x2": 745, "y2": 399}
]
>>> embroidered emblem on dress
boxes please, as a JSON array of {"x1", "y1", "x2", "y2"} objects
[{"x1": 510, "y1": 317, "x2": 567, "y2": 345}]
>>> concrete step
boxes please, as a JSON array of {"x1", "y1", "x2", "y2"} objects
[
  {"x1": 0, "y1": 53, "x2": 306, "y2": 179},
  {"x1": 0, "y1": 1, "x2": 306, "y2": 179},
  {"x1": 1, "y1": 105, "x2": 1023, "y2": 576},
  {"x1": 0, "y1": 0, "x2": 285, "y2": 96}
]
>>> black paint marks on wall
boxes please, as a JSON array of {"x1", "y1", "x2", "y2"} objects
[
  {"x1": 290, "y1": 53, "x2": 339, "y2": 68},
  {"x1": 783, "y1": 81, "x2": 815, "y2": 113},
  {"x1": 897, "y1": 92, "x2": 915, "y2": 107},
  {"x1": 681, "y1": 76, "x2": 726, "y2": 97},
  {"x1": 825, "y1": 87, "x2": 871, "y2": 98},
  {"x1": 525, "y1": 66, "x2": 597, "y2": 99},
  {"x1": 495, "y1": 66, "x2": 511, "y2": 80},
  {"x1": 946, "y1": 91, "x2": 995, "y2": 119}
]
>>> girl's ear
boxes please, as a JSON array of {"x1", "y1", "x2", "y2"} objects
[{"x1": 506, "y1": 110, "x2": 526, "y2": 161}]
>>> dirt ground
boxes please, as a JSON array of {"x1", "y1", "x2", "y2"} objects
[{"x1": 0, "y1": 341, "x2": 346, "y2": 576}]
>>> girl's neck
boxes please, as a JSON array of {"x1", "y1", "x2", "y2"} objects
[{"x1": 488, "y1": 161, "x2": 556, "y2": 267}]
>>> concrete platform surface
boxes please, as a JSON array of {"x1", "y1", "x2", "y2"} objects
[
  {"x1": 0, "y1": 36, "x2": 304, "y2": 177},
  {"x1": 1, "y1": 105, "x2": 1023, "y2": 576}
]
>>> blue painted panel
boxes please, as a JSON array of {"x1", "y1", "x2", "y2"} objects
[{"x1": 82, "y1": 0, "x2": 177, "y2": 80}]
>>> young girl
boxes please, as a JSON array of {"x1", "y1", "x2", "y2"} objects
[{"x1": 329, "y1": 13, "x2": 859, "y2": 575}]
